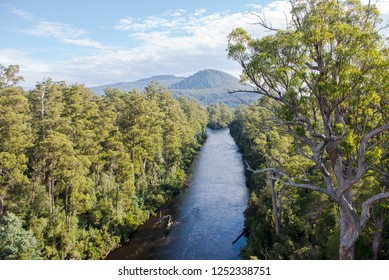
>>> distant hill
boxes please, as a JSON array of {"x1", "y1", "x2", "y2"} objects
[
  {"x1": 169, "y1": 69, "x2": 257, "y2": 106},
  {"x1": 90, "y1": 69, "x2": 259, "y2": 107},
  {"x1": 91, "y1": 75, "x2": 185, "y2": 95}
]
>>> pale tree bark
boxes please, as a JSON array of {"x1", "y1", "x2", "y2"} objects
[
  {"x1": 338, "y1": 189, "x2": 360, "y2": 260},
  {"x1": 270, "y1": 176, "x2": 281, "y2": 235},
  {"x1": 48, "y1": 176, "x2": 55, "y2": 216},
  {"x1": 40, "y1": 82, "x2": 46, "y2": 139},
  {"x1": 0, "y1": 193, "x2": 4, "y2": 223},
  {"x1": 247, "y1": 162, "x2": 389, "y2": 259},
  {"x1": 338, "y1": 210, "x2": 358, "y2": 259}
]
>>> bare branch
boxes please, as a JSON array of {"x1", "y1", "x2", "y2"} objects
[
  {"x1": 371, "y1": 168, "x2": 389, "y2": 177},
  {"x1": 296, "y1": 145, "x2": 313, "y2": 161},
  {"x1": 251, "y1": 13, "x2": 280, "y2": 32},
  {"x1": 228, "y1": 89, "x2": 261, "y2": 95},
  {"x1": 295, "y1": 116, "x2": 326, "y2": 140},
  {"x1": 360, "y1": 192, "x2": 389, "y2": 228},
  {"x1": 228, "y1": 88, "x2": 282, "y2": 102},
  {"x1": 314, "y1": 139, "x2": 327, "y2": 157},
  {"x1": 245, "y1": 162, "x2": 328, "y2": 195},
  {"x1": 305, "y1": 62, "x2": 320, "y2": 71},
  {"x1": 341, "y1": 123, "x2": 389, "y2": 195},
  {"x1": 378, "y1": 20, "x2": 389, "y2": 32}
]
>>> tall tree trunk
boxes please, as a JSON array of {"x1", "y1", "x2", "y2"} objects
[
  {"x1": 0, "y1": 193, "x2": 4, "y2": 223},
  {"x1": 31, "y1": 176, "x2": 36, "y2": 205},
  {"x1": 94, "y1": 164, "x2": 100, "y2": 188},
  {"x1": 372, "y1": 212, "x2": 384, "y2": 260},
  {"x1": 48, "y1": 176, "x2": 55, "y2": 216},
  {"x1": 65, "y1": 184, "x2": 70, "y2": 226},
  {"x1": 338, "y1": 205, "x2": 360, "y2": 260},
  {"x1": 40, "y1": 85, "x2": 45, "y2": 139},
  {"x1": 270, "y1": 176, "x2": 281, "y2": 235}
]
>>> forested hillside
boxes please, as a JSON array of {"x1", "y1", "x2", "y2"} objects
[
  {"x1": 228, "y1": 0, "x2": 389, "y2": 260},
  {"x1": 91, "y1": 69, "x2": 258, "y2": 107},
  {"x1": 0, "y1": 65, "x2": 207, "y2": 259}
]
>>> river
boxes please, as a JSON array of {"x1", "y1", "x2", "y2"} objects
[{"x1": 106, "y1": 128, "x2": 248, "y2": 260}]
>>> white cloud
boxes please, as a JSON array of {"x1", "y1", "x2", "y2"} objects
[
  {"x1": 162, "y1": 9, "x2": 187, "y2": 17},
  {"x1": 0, "y1": 3, "x2": 34, "y2": 21},
  {"x1": 24, "y1": 21, "x2": 86, "y2": 38},
  {"x1": 10, "y1": 7, "x2": 34, "y2": 21},
  {"x1": 193, "y1": 8, "x2": 207, "y2": 16},
  {"x1": 246, "y1": 4, "x2": 263, "y2": 10},
  {"x1": 115, "y1": 1, "x2": 290, "y2": 41},
  {"x1": 22, "y1": 21, "x2": 108, "y2": 50}
]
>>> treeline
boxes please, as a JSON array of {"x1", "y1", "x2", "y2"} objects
[
  {"x1": 0, "y1": 67, "x2": 207, "y2": 259},
  {"x1": 172, "y1": 88, "x2": 258, "y2": 107},
  {"x1": 206, "y1": 103, "x2": 234, "y2": 129}
]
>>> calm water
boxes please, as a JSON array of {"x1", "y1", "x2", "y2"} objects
[{"x1": 106, "y1": 128, "x2": 248, "y2": 260}]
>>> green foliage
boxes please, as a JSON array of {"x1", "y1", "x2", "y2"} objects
[
  {"x1": 0, "y1": 212, "x2": 41, "y2": 260},
  {"x1": 0, "y1": 84, "x2": 32, "y2": 221},
  {"x1": 172, "y1": 88, "x2": 258, "y2": 107},
  {"x1": 0, "y1": 64, "x2": 24, "y2": 88},
  {"x1": 207, "y1": 103, "x2": 234, "y2": 129}
]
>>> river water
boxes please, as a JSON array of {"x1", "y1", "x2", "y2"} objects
[{"x1": 106, "y1": 128, "x2": 248, "y2": 260}]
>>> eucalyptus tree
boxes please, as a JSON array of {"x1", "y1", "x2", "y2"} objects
[
  {"x1": 0, "y1": 64, "x2": 24, "y2": 88},
  {"x1": 228, "y1": 0, "x2": 389, "y2": 259},
  {"x1": 0, "y1": 212, "x2": 41, "y2": 259},
  {"x1": 0, "y1": 71, "x2": 31, "y2": 222}
]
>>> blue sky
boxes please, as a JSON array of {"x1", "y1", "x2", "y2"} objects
[{"x1": 1, "y1": 0, "x2": 389, "y2": 88}]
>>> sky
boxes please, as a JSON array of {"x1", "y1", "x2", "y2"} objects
[{"x1": 1, "y1": 0, "x2": 389, "y2": 88}]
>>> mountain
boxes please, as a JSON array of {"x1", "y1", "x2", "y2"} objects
[
  {"x1": 90, "y1": 75, "x2": 185, "y2": 95},
  {"x1": 90, "y1": 69, "x2": 258, "y2": 106},
  {"x1": 169, "y1": 69, "x2": 257, "y2": 106},
  {"x1": 170, "y1": 69, "x2": 248, "y2": 90}
]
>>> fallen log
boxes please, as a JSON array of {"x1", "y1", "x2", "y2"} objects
[{"x1": 232, "y1": 228, "x2": 247, "y2": 245}]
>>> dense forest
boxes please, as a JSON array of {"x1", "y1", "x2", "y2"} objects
[
  {"x1": 206, "y1": 103, "x2": 234, "y2": 129},
  {"x1": 0, "y1": 66, "x2": 207, "y2": 259},
  {"x1": 228, "y1": 0, "x2": 389, "y2": 259}
]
